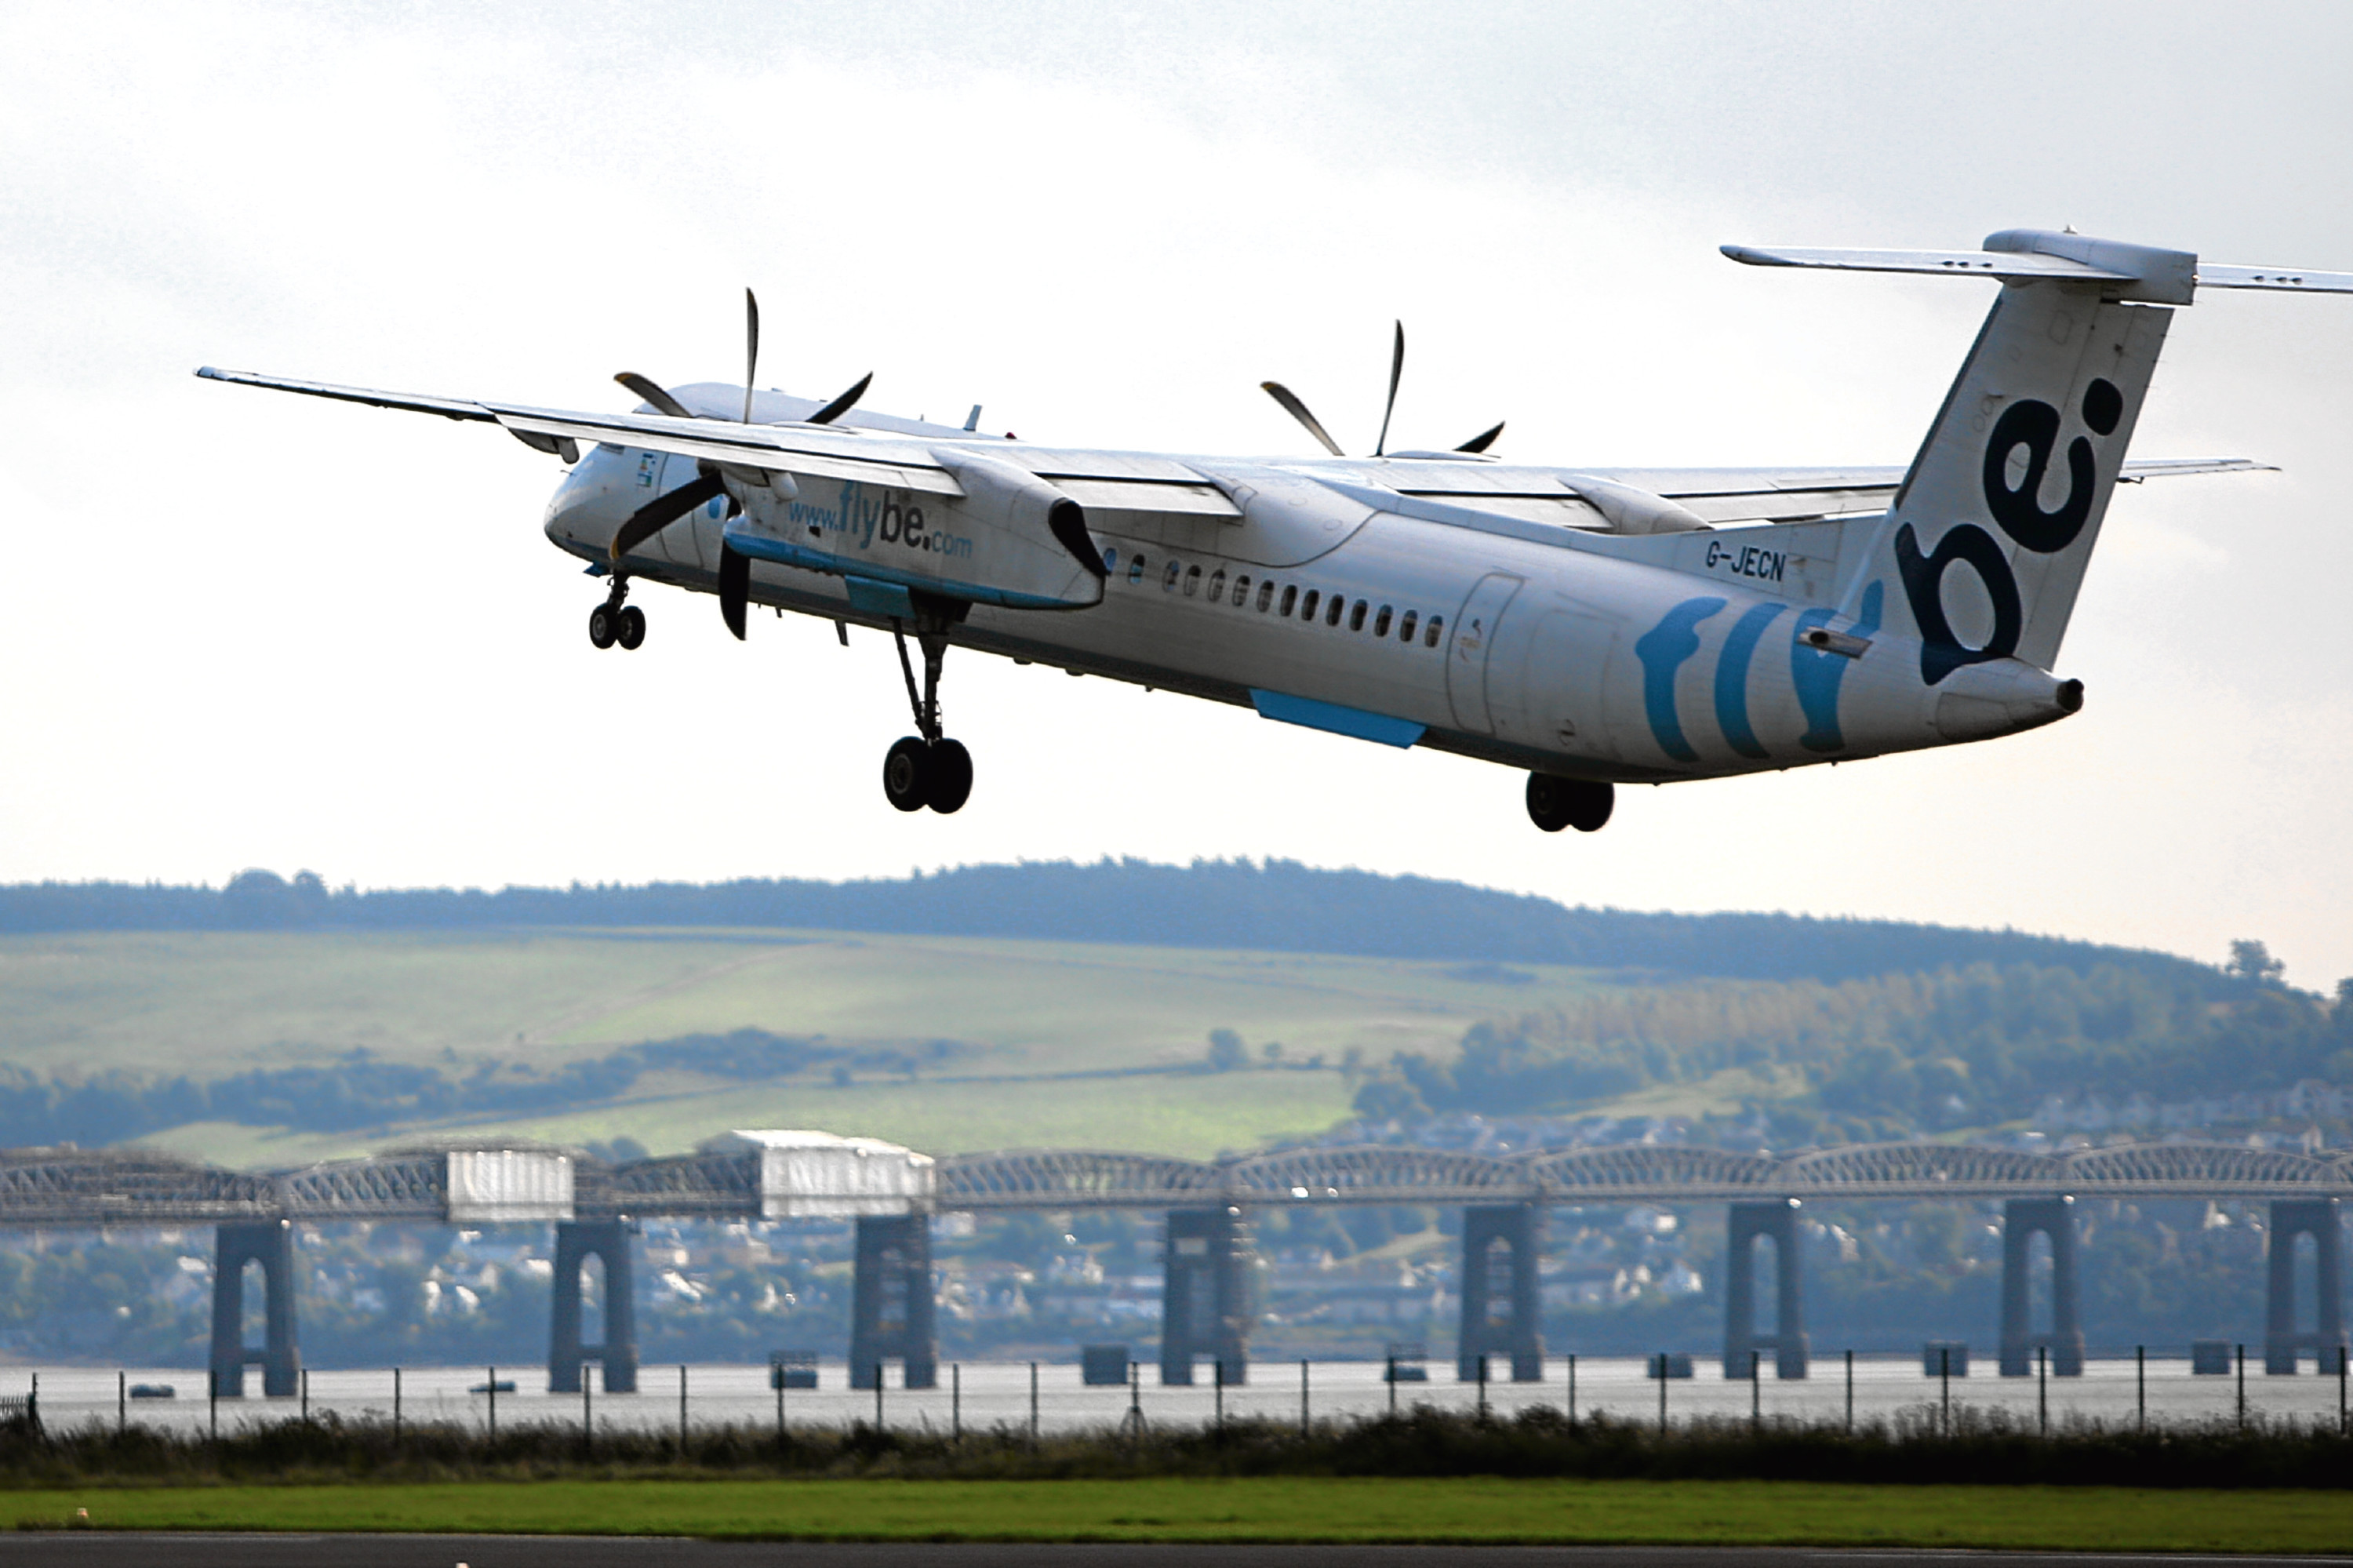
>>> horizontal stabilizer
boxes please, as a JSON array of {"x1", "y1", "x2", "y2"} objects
[
  {"x1": 1722, "y1": 244, "x2": 2137, "y2": 284},
  {"x1": 1725, "y1": 231, "x2": 2353, "y2": 300}
]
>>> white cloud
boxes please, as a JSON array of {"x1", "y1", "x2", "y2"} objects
[{"x1": 1, "y1": 1, "x2": 2348, "y2": 984}]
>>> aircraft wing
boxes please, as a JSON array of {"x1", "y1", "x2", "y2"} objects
[
  {"x1": 196, "y1": 366, "x2": 969, "y2": 497},
  {"x1": 1552, "y1": 458, "x2": 2270, "y2": 524}
]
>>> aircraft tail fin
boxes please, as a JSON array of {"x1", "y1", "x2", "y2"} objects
[{"x1": 1726, "y1": 229, "x2": 2340, "y2": 682}]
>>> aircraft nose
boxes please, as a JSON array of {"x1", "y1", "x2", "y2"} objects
[{"x1": 544, "y1": 452, "x2": 627, "y2": 556}]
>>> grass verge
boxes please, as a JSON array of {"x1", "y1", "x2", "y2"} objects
[{"x1": 9, "y1": 1475, "x2": 2353, "y2": 1549}]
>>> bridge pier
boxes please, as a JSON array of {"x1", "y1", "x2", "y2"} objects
[
  {"x1": 851, "y1": 1213, "x2": 937, "y2": 1389},
  {"x1": 1457, "y1": 1204, "x2": 1544, "y2": 1381},
  {"x1": 1722, "y1": 1199, "x2": 1808, "y2": 1378},
  {"x1": 1999, "y1": 1196, "x2": 2084, "y2": 1376},
  {"x1": 1161, "y1": 1206, "x2": 1249, "y2": 1384},
  {"x1": 209, "y1": 1220, "x2": 300, "y2": 1397},
  {"x1": 2265, "y1": 1199, "x2": 2344, "y2": 1373},
  {"x1": 548, "y1": 1218, "x2": 638, "y2": 1393}
]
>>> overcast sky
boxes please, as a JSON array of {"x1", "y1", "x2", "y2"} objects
[{"x1": 2, "y1": 2, "x2": 2348, "y2": 984}]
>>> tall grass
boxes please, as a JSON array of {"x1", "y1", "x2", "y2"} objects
[{"x1": 0, "y1": 1403, "x2": 2345, "y2": 1490}]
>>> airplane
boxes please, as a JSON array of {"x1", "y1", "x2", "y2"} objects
[{"x1": 198, "y1": 228, "x2": 2350, "y2": 830}]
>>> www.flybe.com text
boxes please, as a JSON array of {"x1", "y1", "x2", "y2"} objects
[{"x1": 788, "y1": 482, "x2": 975, "y2": 561}]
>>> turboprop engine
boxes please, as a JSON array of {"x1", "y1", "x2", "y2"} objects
[{"x1": 720, "y1": 446, "x2": 1106, "y2": 614}]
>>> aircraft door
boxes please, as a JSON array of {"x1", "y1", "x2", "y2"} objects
[
  {"x1": 1445, "y1": 572, "x2": 1523, "y2": 734},
  {"x1": 656, "y1": 455, "x2": 710, "y2": 570},
  {"x1": 1514, "y1": 609, "x2": 1620, "y2": 762}
]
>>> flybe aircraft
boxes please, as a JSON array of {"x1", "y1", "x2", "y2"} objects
[{"x1": 200, "y1": 229, "x2": 2348, "y2": 830}]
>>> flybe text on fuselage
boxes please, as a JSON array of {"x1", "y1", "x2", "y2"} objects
[{"x1": 782, "y1": 482, "x2": 977, "y2": 562}]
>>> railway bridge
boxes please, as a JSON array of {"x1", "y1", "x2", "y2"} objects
[{"x1": 1, "y1": 1133, "x2": 2344, "y2": 1393}]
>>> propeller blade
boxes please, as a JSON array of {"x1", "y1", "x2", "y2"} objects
[
  {"x1": 1455, "y1": 420, "x2": 1505, "y2": 455},
  {"x1": 615, "y1": 372, "x2": 694, "y2": 420},
  {"x1": 805, "y1": 371, "x2": 873, "y2": 426},
  {"x1": 742, "y1": 288, "x2": 761, "y2": 426},
  {"x1": 609, "y1": 471, "x2": 726, "y2": 563},
  {"x1": 1374, "y1": 320, "x2": 1405, "y2": 457},
  {"x1": 718, "y1": 540, "x2": 751, "y2": 641},
  {"x1": 1261, "y1": 381, "x2": 1344, "y2": 457}
]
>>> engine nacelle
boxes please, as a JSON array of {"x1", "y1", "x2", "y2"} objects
[{"x1": 722, "y1": 449, "x2": 1107, "y2": 611}]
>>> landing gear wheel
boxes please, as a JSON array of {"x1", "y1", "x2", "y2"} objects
[
  {"x1": 882, "y1": 737, "x2": 931, "y2": 813},
  {"x1": 1527, "y1": 774, "x2": 1614, "y2": 833},
  {"x1": 923, "y1": 738, "x2": 973, "y2": 814},
  {"x1": 587, "y1": 603, "x2": 619, "y2": 649},
  {"x1": 616, "y1": 605, "x2": 647, "y2": 650}
]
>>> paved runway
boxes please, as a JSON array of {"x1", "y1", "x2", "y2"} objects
[{"x1": 0, "y1": 1543, "x2": 2342, "y2": 1566}]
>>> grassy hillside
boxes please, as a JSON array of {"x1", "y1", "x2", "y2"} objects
[{"x1": 0, "y1": 928, "x2": 1606, "y2": 1165}]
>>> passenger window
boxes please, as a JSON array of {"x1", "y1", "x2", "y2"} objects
[
  {"x1": 1374, "y1": 606, "x2": 1392, "y2": 638},
  {"x1": 1184, "y1": 565, "x2": 1201, "y2": 597},
  {"x1": 1326, "y1": 595, "x2": 1345, "y2": 628},
  {"x1": 1129, "y1": 555, "x2": 1147, "y2": 585},
  {"x1": 1279, "y1": 585, "x2": 1297, "y2": 616},
  {"x1": 1398, "y1": 609, "x2": 1417, "y2": 642},
  {"x1": 1424, "y1": 615, "x2": 1443, "y2": 647},
  {"x1": 1103, "y1": 548, "x2": 1118, "y2": 573},
  {"x1": 1300, "y1": 589, "x2": 1321, "y2": 620},
  {"x1": 1257, "y1": 580, "x2": 1275, "y2": 612},
  {"x1": 1163, "y1": 561, "x2": 1182, "y2": 591},
  {"x1": 1207, "y1": 569, "x2": 1227, "y2": 603},
  {"x1": 1349, "y1": 600, "x2": 1368, "y2": 632}
]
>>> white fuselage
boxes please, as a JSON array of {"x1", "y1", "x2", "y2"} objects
[{"x1": 542, "y1": 430, "x2": 2073, "y2": 786}]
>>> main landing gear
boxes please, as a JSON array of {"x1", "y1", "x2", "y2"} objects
[
  {"x1": 587, "y1": 577, "x2": 646, "y2": 651},
  {"x1": 1526, "y1": 773, "x2": 1613, "y2": 833},
  {"x1": 882, "y1": 605, "x2": 973, "y2": 815}
]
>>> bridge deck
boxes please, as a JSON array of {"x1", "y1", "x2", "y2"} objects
[{"x1": 0, "y1": 1138, "x2": 2344, "y2": 1225}]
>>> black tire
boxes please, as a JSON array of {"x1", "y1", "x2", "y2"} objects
[
  {"x1": 1527, "y1": 774, "x2": 1613, "y2": 834},
  {"x1": 882, "y1": 737, "x2": 931, "y2": 813},
  {"x1": 587, "y1": 603, "x2": 618, "y2": 649},
  {"x1": 1526, "y1": 773, "x2": 1572, "y2": 832},
  {"x1": 924, "y1": 739, "x2": 973, "y2": 814},
  {"x1": 616, "y1": 605, "x2": 646, "y2": 650}
]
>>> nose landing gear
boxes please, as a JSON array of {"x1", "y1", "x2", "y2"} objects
[
  {"x1": 884, "y1": 601, "x2": 974, "y2": 815},
  {"x1": 588, "y1": 578, "x2": 646, "y2": 650},
  {"x1": 1527, "y1": 773, "x2": 1613, "y2": 833}
]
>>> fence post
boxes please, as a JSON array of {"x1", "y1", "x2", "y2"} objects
[
  {"x1": 1656, "y1": 1354, "x2": 1667, "y2": 1435},
  {"x1": 2235, "y1": 1343, "x2": 2246, "y2": 1430},
  {"x1": 1843, "y1": 1349, "x2": 1853, "y2": 1433},
  {"x1": 1750, "y1": 1349, "x2": 1761, "y2": 1431},
  {"x1": 1940, "y1": 1345, "x2": 1951, "y2": 1435},
  {"x1": 875, "y1": 1365, "x2": 885, "y2": 1432},
  {"x1": 117, "y1": 1371, "x2": 124, "y2": 1435},
  {"x1": 393, "y1": 1367, "x2": 402, "y2": 1445},
  {"x1": 952, "y1": 1363, "x2": 962, "y2": 1443},
  {"x1": 773, "y1": 1359, "x2": 784, "y2": 1445},
  {"x1": 678, "y1": 1365, "x2": 688, "y2": 1452},
  {"x1": 1300, "y1": 1358, "x2": 1310, "y2": 1437},
  {"x1": 582, "y1": 1360, "x2": 593, "y2": 1455},
  {"x1": 1027, "y1": 1361, "x2": 1038, "y2": 1445},
  {"x1": 208, "y1": 1366, "x2": 216, "y2": 1442},
  {"x1": 2036, "y1": 1344, "x2": 2047, "y2": 1437},
  {"x1": 301, "y1": 1368, "x2": 309, "y2": 1424},
  {"x1": 2136, "y1": 1345, "x2": 2144, "y2": 1433},
  {"x1": 1219, "y1": 1356, "x2": 1229, "y2": 1431},
  {"x1": 1567, "y1": 1353, "x2": 1577, "y2": 1428}
]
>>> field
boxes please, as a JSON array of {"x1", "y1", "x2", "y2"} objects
[
  {"x1": 0, "y1": 928, "x2": 1627, "y2": 1165},
  {"x1": 4, "y1": 1476, "x2": 2348, "y2": 1549}
]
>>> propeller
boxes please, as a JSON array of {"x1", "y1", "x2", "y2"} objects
[
  {"x1": 1261, "y1": 319, "x2": 1504, "y2": 457},
  {"x1": 1373, "y1": 321, "x2": 1405, "y2": 457},
  {"x1": 606, "y1": 289, "x2": 872, "y2": 604}
]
